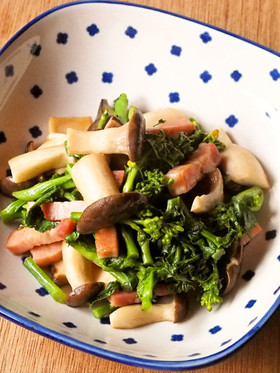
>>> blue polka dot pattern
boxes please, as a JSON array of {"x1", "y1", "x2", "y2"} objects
[
  {"x1": 30, "y1": 43, "x2": 41, "y2": 56},
  {"x1": 65, "y1": 71, "x2": 78, "y2": 84},
  {"x1": 5, "y1": 65, "x2": 14, "y2": 77},
  {"x1": 169, "y1": 92, "x2": 180, "y2": 103},
  {"x1": 170, "y1": 45, "x2": 182, "y2": 56},
  {"x1": 87, "y1": 24, "x2": 100, "y2": 37},
  {"x1": 245, "y1": 299, "x2": 256, "y2": 309},
  {"x1": 209, "y1": 325, "x2": 222, "y2": 334},
  {"x1": 145, "y1": 63, "x2": 157, "y2": 75},
  {"x1": 200, "y1": 31, "x2": 212, "y2": 43},
  {"x1": 231, "y1": 70, "x2": 242, "y2": 82},
  {"x1": 277, "y1": 255, "x2": 280, "y2": 262},
  {"x1": 123, "y1": 337, "x2": 137, "y2": 344},
  {"x1": 225, "y1": 114, "x2": 238, "y2": 127},
  {"x1": 94, "y1": 339, "x2": 107, "y2": 344},
  {"x1": 30, "y1": 85, "x2": 43, "y2": 98},
  {"x1": 29, "y1": 125, "x2": 42, "y2": 138},
  {"x1": 35, "y1": 287, "x2": 48, "y2": 296},
  {"x1": 125, "y1": 26, "x2": 137, "y2": 38},
  {"x1": 269, "y1": 68, "x2": 280, "y2": 81},
  {"x1": 171, "y1": 334, "x2": 184, "y2": 342},
  {"x1": 63, "y1": 322, "x2": 77, "y2": 328},
  {"x1": 0, "y1": 131, "x2": 7, "y2": 144},
  {"x1": 102, "y1": 72, "x2": 113, "y2": 83},
  {"x1": 0, "y1": 282, "x2": 7, "y2": 290},
  {"x1": 57, "y1": 32, "x2": 68, "y2": 44},
  {"x1": 200, "y1": 70, "x2": 212, "y2": 83}
]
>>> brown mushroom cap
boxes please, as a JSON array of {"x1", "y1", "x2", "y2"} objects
[
  {"x1": 66, "y1": 282, "x2": 103, "y2": 307},
  {"x1": 0, "y1": 176, "x2": 35, "y2": 197},
  {"x1": 173, "y1": 294, "x2": 188, "y2": 323},
  {"x1": 127, "y1": 110, "x2": 145, "y2": 162},
  {"x1": 77, "y1": 192, "x2": 148, "y2": 234},
  {"x1": 221, "y1": 240, "x2": 244, "y2": 295}
]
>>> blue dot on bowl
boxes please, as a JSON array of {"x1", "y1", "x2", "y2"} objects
[
  {"x1": 0, "y1": 282, "x2": 7, "y2": 290},
  {"x1": 145, "y1": 63, "x2": 157, "y2": 75},
  {"x1": 265, "y1": 229, "x2": 277, "y2": 240},
  {"x1": 35, "y1": 287, "x2": 48, "y2": 296},
  {"x1": 5, "y1": 65, "x2": 14, "y2": 77},
  {"x1": 171, "y1": 334, "x2": 184, "y2": 342},
  {"x1": 28, "y1": 311, "x2": 40, "y2": 317},
  {"x1": 200, "y1": 31, "x2": 212, "y2": 43},
  {"x1": 56, "y1": 32, "x2": 68, "y2": 44},
  {"x1": 30, "y1": 85, "x2": 43, "y2": 98},
  {"x1": 30, "y1": 43, "x2": 41, "y2": 56},
  {"x1": 65, "y1": 71, "x2": 78, "y2": 84},
  {"x1": 242, "y1": 269, "x2": 255, "y2": 281},
  {"x1": 269, "y1": 68, "x2": 280, "y2": 81},
  {"x1": 123, "y1": 337, "x2": 137, "y2": 344},
  {"x1": 125, "y1": 26, "x2": 137, "y2": 38},
  {"x1": 209, "y1": 325, "x2": 222, "y2": 334},
  {"x1": 29, "y1": 125, "x2": 42, "y2": 138},
  {"x1": 245, "y1": 299, "x2": 257, "y2": 309},
  {"x1": 169, "y1": 92, "x2": 180, "y2": 103},
  {"x1": 63, "y1": 322, "x2": 77, "y2": 328},
  {"x1": 200, "y1": 70, "x2": 212, "y2": 83},
  {"x1": 0, "y1": 131, "x2": 7, "y2": 144},
  {"x1": 231, "y1": 70, "x2": 242, "y2": 82},
  {"x1": 170, "y1": 45, "x2": 182, "y2": 56},
  {"x1": 102, "y1": 72, "x2": 113, "y2": 83},
  {"x1": 225, "y1": 114, "x2": 238, "y2": 127},
  {"x1": 87, "y1": 24, "x2": 100, "y2": 37}
]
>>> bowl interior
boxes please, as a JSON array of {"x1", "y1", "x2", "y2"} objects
[{"x1": 0, "y1": 1, "x2": 279, "y2": 369}]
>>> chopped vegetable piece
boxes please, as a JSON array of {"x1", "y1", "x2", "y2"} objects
[
  {"x1": 30, "y1": 241, "x2": 63, "y2": 267},
  {"x1": 95, "y1": 225, "x2": 120, "y2": 258},
  {"x1": 23, "y1": 257, "x2": 66, "y2": 304}
]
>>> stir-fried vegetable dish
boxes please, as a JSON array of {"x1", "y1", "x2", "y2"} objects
[{"x1": 0, "y1": 94, "x2": 270, "y2": 328}]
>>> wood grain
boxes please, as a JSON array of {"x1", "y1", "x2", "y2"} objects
[{"x1": 0, "y1": 1, "x2": 280, "y2": 373}]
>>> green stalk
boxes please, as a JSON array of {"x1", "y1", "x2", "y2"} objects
[
  {"x1": 0, "y1": 199, "x2": 26, "y2": 223},
  {"x1": 70, "y1": 240, "x2": 136, "y2": 290},
  {"x1": 92, "y1": 302, "x2": 117, "y2": 319},
  {"x1": 140, "y1": 239, "x2": 153, "y2": 265},
  {"x1": 122, "y1": 164, "x2": 139, "y2": 192},
  {"x1": 24, "y1": 257, "x2": 66, "y2": 304},
  {"x1": 13, "y1": 174, "x2": 72, "y2": 201},
  {"x1": 121, "y1": 225, "x2": 139, "y2": 259}
]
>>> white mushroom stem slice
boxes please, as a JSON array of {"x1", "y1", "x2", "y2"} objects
[
  {"x1": 67, "y1": 110, "x2": 145, "y2": 162},
  {"x1": 109, "y1": 295, "x2": 187, "y2": 329},
  {"x1": 217, "y1": 128, "x2": 233, "y2": 147},
  {"x1": 143, "y1": 108, "x2": 187, "y2": 128},
  {"x1": 62, "y1": 240, "x2": 102, "y2": 307},
  {"x1": 8, "y1": 145, "x2": 69, "y2": 183},
  {"x1": 51, "y1": 259, "x2": 68, "y2": 287},
  {"x1": 219, "y1": 143, "x2": 270, "y2": 189},
  {"x1": 191, "y1": 168, "x2": 224, "y2": 213},
  {"x1": 70, "y1": 153, "x2": 119, "y2": 205},
  {"x1": 92, "y1": 263, "x2": 115, "y2": 285},
  {"x1": 38, "y1": 133, "x2": 67, "y2": 149},
  {"x1": 48, "y1": 116, "x2": 92, "y2": 135}
]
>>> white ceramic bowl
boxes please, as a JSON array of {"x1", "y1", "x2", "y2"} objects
[{"x1": 0, "y1": 1, "x2": 279, "y2": 370}]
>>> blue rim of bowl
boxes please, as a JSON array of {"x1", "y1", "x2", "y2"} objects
[{"x1": 0, "y1": 1, "x2": 279, "y2": 370}]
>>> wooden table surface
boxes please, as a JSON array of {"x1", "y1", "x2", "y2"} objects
[{"x1": 0, "y1": 1, "x2": 280, "y2": 372}]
